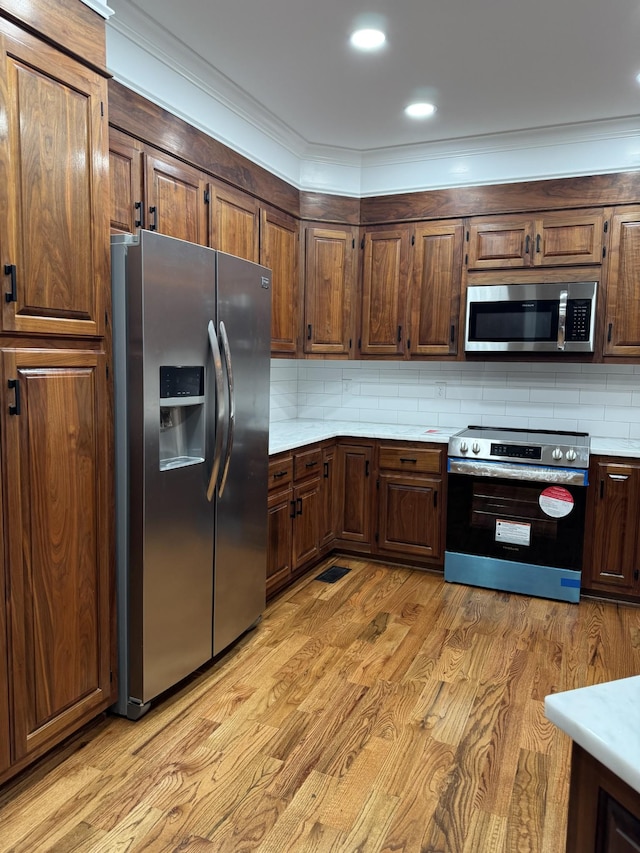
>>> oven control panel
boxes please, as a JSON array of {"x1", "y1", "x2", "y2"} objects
[{"x1": 449, "y1": 433, "x2": 589, "y2": 468}]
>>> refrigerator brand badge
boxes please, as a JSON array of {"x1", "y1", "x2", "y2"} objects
[{"x1": 261, "y1": 277, "x2": 270, "y2": 289}]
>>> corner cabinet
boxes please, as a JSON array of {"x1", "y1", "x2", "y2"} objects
[
  {"x1": 1, "y1": 349, "x2": 112, "y2": 770},
  {"x1": 304, "y1": 224, "x2": 358, "y2": 356},
  {"x1": 0, "y1": 18, "x2": 109, "y2": 338},
  {"x1": 603, "y1": 207, "x2": 640, "y2": 357}
]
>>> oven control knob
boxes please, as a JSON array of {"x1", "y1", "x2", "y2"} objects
[
  {"x1": 566, "y1": 449, "x2": 577, "y2": 462},
  {"x1": 459, "y1": 441, "x2": 468, "y2": 453},
  {"x1": 472, "y1": 442, "x2": 481, "y2": 454},
  {"x1": 552, "y1": 447, "x2": 563, "y2": 460}
]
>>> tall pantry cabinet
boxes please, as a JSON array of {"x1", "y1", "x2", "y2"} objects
[{"x1": 0, "y1": 2, "x2": 113, "y2": 782}]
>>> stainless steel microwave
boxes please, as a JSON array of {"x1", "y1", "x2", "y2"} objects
[{"x1": 465, "y1": 281, "x2": 597, "y2": 353}]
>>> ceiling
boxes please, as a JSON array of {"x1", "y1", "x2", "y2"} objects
[{"x1": 108, "y1": 0, "x2": 640, "y2": 154}]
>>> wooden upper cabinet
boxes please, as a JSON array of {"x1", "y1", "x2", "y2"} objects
[
  {"x1": 410, "y1": 220, "x2": 463, "y2": 357},
  {"x1": 360, "y1": 225, "x2": 412, "y2": 356},
  {"x1": 0, "y1": 21, "x2": 108, "y2": 337},
  {"x1": 144, "y1": 148, "x2": 208, "y2": 247},
  {"x1": 2, "y1": 348, "x2": 112, "y2": 762},
  {"x1": 604, "y1": 207, "x2": 640, "y2": 357},
  {"x1": 261, "y1": 205, "x2": 299, "y2": 356},
  {"x1": 585, "y1": 460, "x2": 640, "y2": 596},
  {"x1": 109, "y1": 128, "x2": 144, "y2": 234},
  {"x1": 210, "y1": 181, "x2": 259, "y2": 262},
  {"x1": 467, "y1": 211, "x2": 604, "y2": 270},
  {"x1": 304, "y1": 224, "x2": 357, "y2": 356}
]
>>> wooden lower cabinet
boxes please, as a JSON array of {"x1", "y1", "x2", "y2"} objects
[
  {"x1": 0, "y1": 348, "x2": 113, "y2": 777},
  {"x1": 335, "y1": 442, "x2": 375, "y2": 550},
  {"x1": 292, "y1": 477, "x2": 321, "y2": 568},
  {"x1": 267, "y1": 483, "x2": 294, "y2": 595},
  {"x1": 583, "y1": 457, "x2": 640, "y2": 599},
  {"x1": 320, "y1": 443, "x2": 337, "y2": 548},
  {"x1": 566, "y1": 744, "x2": 640, "y2": 853},
  {"x1": 376, "y1": 442, "x2": 444, "y2": 563}
]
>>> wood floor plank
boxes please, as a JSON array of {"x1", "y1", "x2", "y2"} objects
[{"x1": 1, "y1": 558, "x2": 639, "y2": 853}]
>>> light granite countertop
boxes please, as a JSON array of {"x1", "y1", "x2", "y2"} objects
[
  {"x1": 269, "y1": 418, "x2": 640, "y2": 459},
  {"x1": 545, "y1": 676, "x2": 640, "y2": 794}
]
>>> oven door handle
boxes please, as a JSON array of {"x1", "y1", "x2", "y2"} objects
[
  {"x1": 448, "y1": 457, "x2": 588, "y2": 486},
  {"x1": 557, "y1": 289, "x2": 568, "y2": 351}
]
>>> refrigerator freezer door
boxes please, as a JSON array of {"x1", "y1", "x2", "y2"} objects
[
  {"x1": 124, "y1": 231, "x2": 218, "y2": 707},
  {"x1": 214, "y1": 252, "x2": 271, "y2": 655}
]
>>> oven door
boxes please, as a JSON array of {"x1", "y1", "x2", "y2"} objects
[{"x1": 445, "y1": 458, "x2": 588, "y2": 603}]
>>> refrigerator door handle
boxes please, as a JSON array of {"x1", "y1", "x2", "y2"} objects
[
  {"x1": 207, "y1": 320, "x2": 225, "y2": 502},
  {"x1": 218, "y1": 320, "x2": 235, "y2": 498}
]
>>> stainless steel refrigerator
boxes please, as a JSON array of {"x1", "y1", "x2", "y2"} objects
[{"x1": 111, "y1": 230, "x2": 271, "y2": 719}]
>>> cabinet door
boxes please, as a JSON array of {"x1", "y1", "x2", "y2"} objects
[
  {"x1": 109, "y1": 128, "x2": 144, "y2": 235},
  {"x1": 604, "y1": 208, "x2": 640, "y2": 357},
  {"x1": 360, "y1": 225, "x2": 411, "y2": 356},
  {"x1": 335, "y1": 443, "x2": 373, "y2": 546},
  {"x1": 144, "y1": 149, "x2": 208, "y2": 246},
  {"x1": 534, "y1": 211, "x2": 604, "y2": 267},
  {"x1": 261, "y1": 206, "x2": 299, "y2": 356},
  {"x1": 467, "y1": 217, "x2": 534, "y2": 269},
  {"x1": 267, "y1": 486, "x2": 294, "y2": 596},
  {"x1": 211, "y1": 181, "x2": 260, "y2": 262},
  {"x1": 292, "y1": 477, "x2": 321, "y2": 569},
  {"x1": 0, "y1": 22, "x2": 108, "y2": 337},
  {"x1": 378, "y1": 474, "x2": 442, "y2": 560},
  {"x1": 586, "y1": 462, "x2": 640, "y2": 595},
  {"x1": 320, "y1": 443, "x2": 337, "y2": 549},
  {"x1": 304, "y1": 225, "x2": 357, "y2": 356},
  {"x1": 2, "y1": 348, "x2": 112, "y2": 762},
  {"x1": 410, "y1": 221, "x2": 463, "y2": 356},
  {"x1": 0, "y1": 464, "x2": 9, "y2": 774}
]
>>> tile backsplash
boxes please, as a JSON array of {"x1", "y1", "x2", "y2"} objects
[{"x1": 270, "y1": 359, "x2": 640, "y2": 439}]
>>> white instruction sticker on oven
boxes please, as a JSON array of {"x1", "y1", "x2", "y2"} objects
[
  {"x1": 538, "y1": 486, "x2": 574, "y2": 518},
  {"x1": 495, "y1": 519, "x2": 531, "y2": 547}
]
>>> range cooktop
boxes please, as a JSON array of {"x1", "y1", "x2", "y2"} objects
[{"x1": 448, "y1": 425, "x2": 590, "y2": 468}]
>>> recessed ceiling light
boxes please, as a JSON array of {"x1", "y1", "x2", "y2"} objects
[
  {"x1": 405, "y1": 102, "x2": 437, "y2": 119},
  {"x1": 350, "y1": 28, "x2": 386, "y2": 51}
]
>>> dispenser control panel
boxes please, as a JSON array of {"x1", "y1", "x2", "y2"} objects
[{"x1": 160, "y1": 366, "x2": 204, "y2": 398}]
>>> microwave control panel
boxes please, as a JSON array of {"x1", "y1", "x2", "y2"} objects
[{"x1": 566, "y1": 299, "x2": 592, "y2": 342}]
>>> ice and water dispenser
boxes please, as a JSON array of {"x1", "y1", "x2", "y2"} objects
[{"x1": 158, "y1": 366, "x2": 205, "y2": 471}]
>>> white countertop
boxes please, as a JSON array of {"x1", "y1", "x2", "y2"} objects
[
  {"x1": 269, "y1": 419, "x2": 457, "y2": 454},
  {"x1": 545, "y1": 676, "x2": 640, "y2": 794},
  {"x1": 269, "y1": 419, "x2": 640, "y2": 458}
]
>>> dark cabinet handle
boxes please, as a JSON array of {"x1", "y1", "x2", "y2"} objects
[
  {"x1": 433, "y1": 490, "x2": 438, "y2": 508},
  {"x1": 307, "y1": 324, "x2": 312, "y2": 340},
  {"x1": 149, "y1": 205, "x2": 157, "y2": 231},
  {"x1": 305, "y1": 460, "x2": 318, "y2": 468},
  {"x1": 272, "y1": 469, "x2": 287, "y2": 479},
  {"x1": 296, "y1": 497, "x2": 302, "y2": 516},
  {"x1": 525, "y1": 234, "x2": 530, "y2": 255},
  {"x1": 290, "y1": 500, "x2": 296, "y2": 519},
  {"x1": 134, "y1": 200, "x2": 144, "y2": 229},
  {"x1": 450, "y1": 324, "x2": 456, "y2": 344},
  {"x1": 536, "y1": 234, "x2": 541, "y2": 253},
  {"x1": 607, "y1": 323, "x2": 613, "y2": 343},
  {"x1": 323, "y1": 461, "x2": 329, "y2": 478},
  {"x1": 8, "y1": 379, "x2": 20, "y2": 415},
  {"x1": 365, "y1": 460, "x2": 370, "y2": 477},
  {"x1": 397, "y1": 325, "x2": 402, "y2": 343},
  {"x1": 4, "y1": 264, "x2": 16, "y2": 303},
  {"x1": 400, "y1": 457, "x2": 417, "y2": 464}
]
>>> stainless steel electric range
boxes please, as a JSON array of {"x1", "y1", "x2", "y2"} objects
[{"x1": 444, "y1": 425, "x2": 590, "y2": 603}]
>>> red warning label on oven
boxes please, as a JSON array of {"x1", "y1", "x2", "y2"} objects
[{"x1": 539, "y1": 486, "x2": 574, "y2": 518}]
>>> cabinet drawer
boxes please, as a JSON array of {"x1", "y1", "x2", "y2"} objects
[
  {"x1": 378, "y1": 445, "x2": 442, "y2": 474},
  {"x1": 268, "y1": 455, "x2": 293, "y2": 490},
  {"x1": 293, "y1": 446, "x2": 322, "y2": 481}
]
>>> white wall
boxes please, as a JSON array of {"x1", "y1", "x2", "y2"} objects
[{"x1": 270, "y1": 359, "x2": 640, "y2": 439}]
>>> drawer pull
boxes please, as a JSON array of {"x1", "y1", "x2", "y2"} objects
[
  {"x1": 272, "y1": 469, "x2": 288, "y2": 478},
  {"x1": 305, "y1": 460, "x2": 318, "y2": 468},
  {"x1": 400, "y1": 457, "x2": 417, "y2": 463}
]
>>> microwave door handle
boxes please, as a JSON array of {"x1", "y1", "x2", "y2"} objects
[
  {"x1": 217, "y1": 320, "x2": 235, "y2": 499},
  {"x1": 557, "y1": 289, "x2": 568, "y2": 351},
  {"x1": 207, "y1": 320, "x2": 225, "y2": 502}
]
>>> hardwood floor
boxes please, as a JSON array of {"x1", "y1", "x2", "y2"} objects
[{"x1": 2, "y1": 557, "x2": 640, "y2": 852}]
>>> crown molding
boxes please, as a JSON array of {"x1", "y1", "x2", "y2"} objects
[{"x1": 80, "y1": 0, "x2": 114, "y2": 18}]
